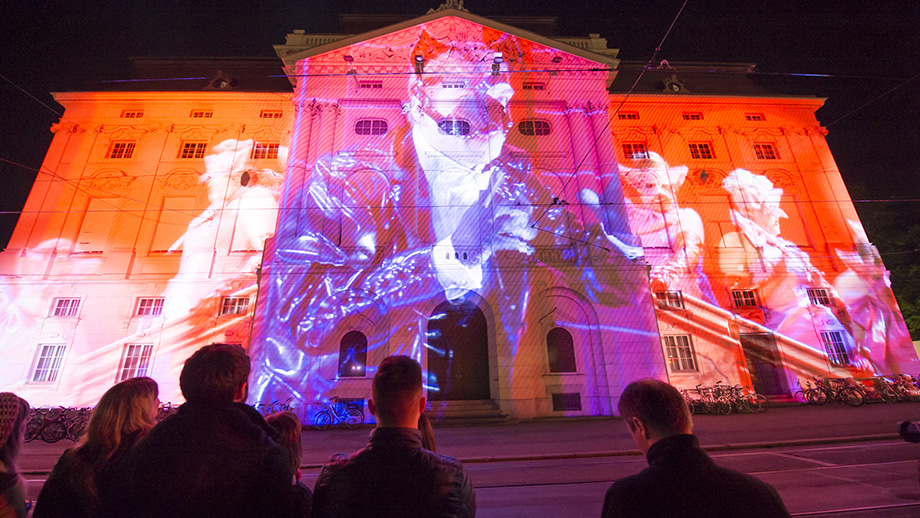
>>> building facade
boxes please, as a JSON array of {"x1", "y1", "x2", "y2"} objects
[{"x1": 1, "y1": 7, "x2": 916, "y2": 419}]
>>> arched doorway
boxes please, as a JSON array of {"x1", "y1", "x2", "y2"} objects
[{"x1": 427, "y1": 299, "x2": 490, "y2": 400}]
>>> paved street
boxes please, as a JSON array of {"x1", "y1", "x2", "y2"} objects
[{"x1": 19, "y1": 402, "x2": 920, "y2": 516}]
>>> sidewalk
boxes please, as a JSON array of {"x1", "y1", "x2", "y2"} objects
[{"x1": 19, "y1": 401, "x2": 917, "y2": 474}]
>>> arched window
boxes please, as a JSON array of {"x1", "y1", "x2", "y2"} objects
[
  {"x1": 437, "y1": 119, "x2": 471, "y2": 136},
  {"x1": 546, "y1": 327, "x2": 576, "y2": 373},
  {"x1": 338, "y1": 331, "x2": 367, "y2": 377},
  {"x1": 517, "y1": 119, "x2": 552, "y2": 136},
  {"x1": 355, "y1": 119, "x2": 388, "y2": 136}
]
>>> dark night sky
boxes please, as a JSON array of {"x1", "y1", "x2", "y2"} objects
[{"x1": 1, "y1": 0, "x2": 918, "y2": 251}]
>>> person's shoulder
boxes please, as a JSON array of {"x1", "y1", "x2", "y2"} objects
[{"x1": 711, "y1": 465, "x2": 789, "y2": 514}]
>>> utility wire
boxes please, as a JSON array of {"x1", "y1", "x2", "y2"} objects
[{"x1": 824, "y1": 71, "x2": 920, "y2": 128}]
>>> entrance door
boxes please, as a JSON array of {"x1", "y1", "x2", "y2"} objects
[
  {"x1": 739, "y1": 333, "x2": 789, "y2": 396},
  {"x1": 427, "y1": 300, "x2": 490, "y2": 400}
]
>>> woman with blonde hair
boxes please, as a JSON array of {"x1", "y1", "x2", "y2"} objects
[
  {"x1": 34, "y1": 377, "x2": 159, "y2": 518},
  {"x1": 0, "y1": 392, "x2": 30, "y2": 518}
]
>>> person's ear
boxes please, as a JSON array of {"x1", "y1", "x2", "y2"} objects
[
  {"x1": 233, "y1": 382, "x2": 248, "y2": 403},
  {"x1": 630, "y1": 416, "x2": 648, "y2": 439},
  {"x1": 418, "y1": 395, "x2": 427, "y2": 416},
  {"x1": 368, "y1": 398, "x2": 377, "y2": 417}
]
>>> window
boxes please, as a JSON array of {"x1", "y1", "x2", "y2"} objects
[
  {"x1": 119, "y1": 344, "x2": 153, "y2": 381},
  {"x1": 655, "y1": 291, "x2": 684, "y2": 310},
  {"x1": 179, "y1": 141, "x2": 208, "y2": 159},
  {"x1": 688, "y1": 142, "x2": 714, "y2": 159},
  {"x1": 52, "y1": 298, "x2": 81, "y2": 317},
  {"x1": 663, "y1": 335, "x2": 697, "y2": 372},
  {"x1": 136, "y1": 297, "x2": 165, "y2": 316},
  {"x1": 121, "y1": 110, "x2": 144, "y2": 118},
  {"x1": 754, "y1": 143, "x2": 778, "y2": 160},
  {"x1": 517, "y1": 119, "x2": 552, "y2": 136},
  {"x1": 731, "y1": 290, "x2": 758, "y2": 308},
  {"x1": 745, "y1": 113, "x2": 765, "y2": 121},
  {"x1": 438, "y1": 119, "x2": 471, "y2": 136},
  {"x1": 250, "y1": 142, "x2": 280, "y2": 160},
  {"x1": 617, "y1": 111, "x2": 639, "y2": 120},
  {"x1": 32, "y1": 344, "x2": 67, "y2": 382},
  {"x1": 522, "y1": 81, "x2": 545, "y2": 91},
  {"x1": 190, "y1": 110, "x2": 213, "y2": 118},
  {"x1": 220, "y1": 297, "x2": 250, "y2": 316},
  {"x1": 821, "y1": 331, "x2": 849, "y2": 366},
  {"x1": 358, "y1": 81, "x2": 383, "y2": 89},
  {"x1": 355, "y1": 119, "x2": 389, "y2": 136},
  {"x1": 338, "y1": 331, "x2": 368, "y2": 377},
  {"x1": 807, "y1": 288, "x2": 831, "y2": 306},
  {"x1": 622, "y1": 142, "x2": 649, "y2": 160},
  {"x1": 108, "y1": 141, "x2": 136, "y2": 159},
  {"x1": 546, "y1": 327, "x2": 577, "y2": 373},
  {"x1": 259, "y1": 109, "x2": 283, "y2": 118},
  {"x1": 441, "y1": 81, "x2": 467, "y2": 89},
  {"x1": 682, "y1": 112, "x2": 703, "y2": 121}
]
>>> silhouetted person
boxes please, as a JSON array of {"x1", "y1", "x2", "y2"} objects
[
  {"x1": 602, "y1": 379, "x2": 789, "y2": 518},
  {"x1": 313, "y1": 355, "x2": 475, "y2": 517},
  {"x1": 267, "y1": 411, "x2": 312, "y2": 518},
  {"x1": 120, "y1": 344, "x2": 292, "y2": 518},
  {"x1": 0, "y1": 392, "x2": 29, "y2": 518}
]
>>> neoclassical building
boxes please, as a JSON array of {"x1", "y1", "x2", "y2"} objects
[{"x1": 1, "y1": 6, "x2": 915, "y2": 419}]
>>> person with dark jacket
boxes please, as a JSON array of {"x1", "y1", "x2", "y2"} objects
[
  {"x1": 117, "y1": 344, "x2": 292, "y2": 518},
  {"x1": 312, "y1": 355, "x2": 475, "y2": 518},
  {"x1": 602, "y1": 379, "x2": 789, "y2": 518},
  {"x1": 34, "y1": 377, "x2": 159, "y2": 518}
]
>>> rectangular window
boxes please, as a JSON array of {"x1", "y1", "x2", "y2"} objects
[
  {"x1": 52, "y1": 298, "x2": 81, "y2": 317},
  {"x1": 622, "y1": 142, "x2": 649, "y2": 160},
  {"x1": 821, "y1": 331, "x2": 849, "y2": 366},
  {"x1": 655, "y1": 291, "x2": 684, "y2": 310},
  {"x1": 251, "y1": 142, "x2": 280, "y2": 160},
  {"x1": 745, "y1": 113, "x2": 765, "y2": 121},
  {"x1": 190, "y1": 110, "x2": 213, "y2": 118},
  {"x1": 754, "y1": 143, "x2": 778, "y2": 160},
  {"x1": 731, "y1": 290, "x2": 758, "y2": 308},
  {"x1": 136, "y1": 297, "x2": 165, "y2": 316},
  {"x1": 682, "y1": 112, "x2": 703, "y2": 121},
  {"x1": 522, "y1": 81, "x2": 546, "y2": 91},
  {"x1": 32, "y1": 344, "x2": 67, "y2": 383},
  {"x1": 179, "y1": 141, "x2": 208, "y2": 159},
  {"x1": 442, "y1": 81, "x2": 467, "y2": 89},
  {"x1": 617, "y1": 111, "x2": 639, "y2": 120},
  {"x1": 75, "y1": 198, "x2": 115, "y2": 253},
  {"x1": 663, "y1": 335, "x2": 697, "y2": 372},
  {"x1": 220, "y1": 297, "x2": 250, "y2": 316},
  {"x1": 151, "y1": 196, "x2": 196, "y2": 252},
  {"x1": 121, "y1": 110, "x2": 144, "y2": 118},
  {"x1": 119, "y1": 344, "x2": 154, "y2": 381},
  {"x1": 688, "y1": 142, "x2": 714, "y2": 159},
  {"x1": 358, "y1": 81, "x2": 383, "y2": 89},
  {"x1": 108, "y1": 141, "x2": 136, "y2": 159},
  {"x1": 807, "y1": 288, "x2": 831, "y2": 306},
  {"x1": 259, "y1": 109, "x2": 283, "y2": 118}
]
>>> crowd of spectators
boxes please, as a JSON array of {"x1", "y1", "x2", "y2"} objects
[{"x1": 2, "y1": 346, "x2": 792, "y2": 518}]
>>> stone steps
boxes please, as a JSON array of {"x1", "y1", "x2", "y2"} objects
[{"x1": 426, "y1": 399, "x2": 515, "y2": 425}]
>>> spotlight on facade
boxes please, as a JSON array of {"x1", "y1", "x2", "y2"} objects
[
  {"x1": 492, "y1": 52, "x2": 502, "y2": 76},
  {"x1": 414, "y1": 54, "x2": 425, "y2": 75}
]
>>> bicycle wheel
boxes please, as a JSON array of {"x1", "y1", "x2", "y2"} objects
[
  {"x1": 750, "y1": 394, "x2": 769, "y2": 413},
  {"x1": 840, "y1": 387, "x2": 865, "y2": 407},
  {"x1": 805, "y1": 388, "x2": 827, "y2": 405},
  {"x1": 878, "y1": 386, "x2": 897, "y2": 404},
  {"x1": 67, "y1": 420, "x2": 88, "y2": 441},
  {"x1": 793, "y1": 390, "x2": 807, "y2": 404},
  {"x1": 716, "y1": 397, "x2": 732, "y2": 415},
  {"x1": 42, "y1": 421, "x2": 67, "y2": 443},
  {"x1": 313, "y1": 410, "x2": 333, "y2": 431},
  {"x1": 343, "y1": 408, "x2": 364, "y2": 430},
  {"x1": 25, "y1": 419, "x2": 42, "y2": 443}
]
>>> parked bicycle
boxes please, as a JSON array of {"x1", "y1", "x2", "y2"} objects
[
  {"x1": 255, "y1": 397, "x2": 295, "y2": 416},
  {"x1": 809, "y1": 377, "x2": 864, "y2": 407},
  {"x1": 313, "y1": 397, "x2": 365, "y2": 430}
]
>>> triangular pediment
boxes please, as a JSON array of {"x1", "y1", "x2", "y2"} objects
[{"x1": 283, "y1": 9, "x2": 617, "y2": 76}]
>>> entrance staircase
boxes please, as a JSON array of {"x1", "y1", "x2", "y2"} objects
[{"x1": 426, "y1": 399, "x2": 515, "y2": 426}]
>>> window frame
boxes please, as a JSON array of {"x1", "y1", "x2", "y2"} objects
[
  {"x1": 681, "y1": 112, "x2": 704, "y2": 121},
  {"x1": 622, "y1": 142, "x2": 649, "y2": 160},
  {"x1": 437, "y1": 119, "x2": 471, "y2": 136},
  {"x1": 219, "y1": 297, "x2": 250, "y2": 316},
  {"x1": 250, "y1": 142, "x2": 280, "y2": 160},
  {"x1": 31, "y1": 344, "x2": 67, "y2": 383},
  {"x1": 136, "y1": 297, "x2": 165, "y2": 317},
  {"x1": 51, "y1": 297, "x2": 81, "y2": 317},
  {"x1": 118, "y1": 343, "x2": 154, "y2": 382},
  {"x1": 190, "y1": 110, "x2": 213, "y2": 118},
  {"x1": 663, "y1": 335, "x2": 698, "y2": 372},
  {"x1": 517, "y1": 119, "x2": 552, "y2": 136},
  {"x1": 259, "y1": 109, "x2": 283, "y2": 118},
  {"x1": 522, "y1": 81, "x2": 546, "y2": 91},
  {"x1": 108, "y1": 141, "x2": 136, "y2": 159},
  {"x1": 338, "y1": 330, "x2": 368, "y2": 378},
  {"x1": 358, "y1": 81, "x2": 383, "y2": 89},
  {"x1": 753, "y1": 142, "x2": 779, "y2": 160},
  {"x1": 617, "y1": 111, "x2": 640, "y2": 120},
  {"x1": 179, "y1": 141, "x2": 208, "y2": 159},
  {"x1": 354, "y1": 119, "x2": 389, "y2": 136},
  {"x1": 655, "y1": 291, "x2": 684, "y2": 310},
  {"x1": 806, "y1": 288, "x2": 831, "y2": 306},
  {"x1": 731, "y1": 289, "x2": 758, "y2": 308},
  {"x1": 745, "y1": 113, "x2": 766, "y2": 121},
  {"x1": 121, "y1": 110, "x2": 144, "y2": 118},
  {"x1": 820, "y1": 331, "x2": 850, "y2": 366},
  {"x1": 688, "y1": 142, "x2": 714, "y2": 160},
  {"x1": 546, "y1": 327, "x2": 577, "y2": 373}
]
